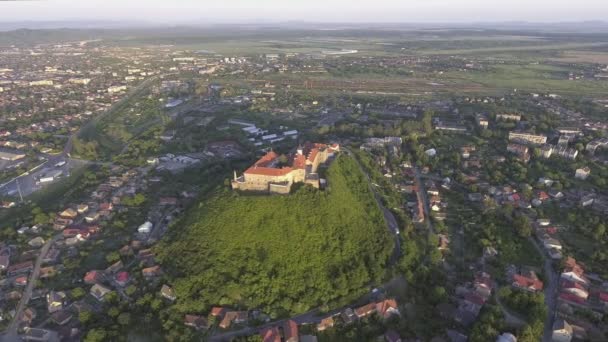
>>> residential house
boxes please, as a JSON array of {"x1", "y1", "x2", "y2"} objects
[
  {"x1": 39, "y1": 266, "x2": 57, "y2": 279},
  {"x1": 219, "y1": 311, "x2": 248, "y2": 329},
  {"x1": 210, "y1": 307, "x2": 226, "y2": 318},
  {"x1": 341, "y1": 308, "x2": 357, "y2": 324},
  {"x1": 105, "y1": 260, "x2": 124, "y2": 274},
  {"x1": 84, "y1": 270, "x2": 103, "y2": 285},
  {"x1": 512, "y1": 273, "x2": 543, "y2": 293},
  {"x1": 575, "y1": 167, "x2": 591, "y2": 180},
  {"x1": 59, "y1": 208, "x2": 78, "y2": 220},
  {"x1": 354, "y1": 303, "x2": 377, "y2": 318},
  {"x1": 8, "y1": 261, "x2": 33, "y2": 276},
  {"x1": 496, "y1": 332, "x2": 517, "y2": 342},
  {"x1": 552, "y1": 319, "x2": 573, "y2": 342},
  {"x1": 47, "y1": 291, "x2": 66, "y2": 313},
  {"x1": 282, "y1": 320, "x2": 299, "y2": 342},
  {"x1": 160, "y1": 284, "x2": 176, "y2": 301},
  {"x1": 184, "y1": 314, "x2": 208, "y2": 330},
  {"x1": 51, "y1": 310, "x2": 73, "y2": 326},
  {"x1": 115, "y1": 271, "x2": 129, "y2": 287},
  {"x1": 561, "y1": 257, "x2": 588, "y2": 285},
  {"x1": 561, "y1": 281, "x2": 588, "y2": 300},
  {"x1": 142, "y1": 265, "x2": 162, "y2": 279},
  {"x1": 317, "y1": 316, "x2": 334, "y2": 331},
  {"x1": 90, "y1": 284, "x2": 112, "y2": 301},
  {"x1": 261, "y1": 327, "x2": 281, "y2": 342},
  {"x1": 376, "y1": 299, "x2": 400, "y2": 319}
]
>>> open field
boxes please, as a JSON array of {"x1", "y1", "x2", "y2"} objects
[{"x1": 552, "y1": 50, "x2": 608, "y2": 64}]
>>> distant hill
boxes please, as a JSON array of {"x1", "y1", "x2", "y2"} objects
[{"x1": 155, "y1": 155, "x2": 393, "y2": 316}]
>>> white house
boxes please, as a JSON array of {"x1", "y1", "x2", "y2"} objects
[
  {"x1": 552, "y1": 319, "x2": 573, "y2": 342},
  {"x1": 574, "y1": 167, "x2": 591, "y2": 180}
]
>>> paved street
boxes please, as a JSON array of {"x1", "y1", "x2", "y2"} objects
[
  {"x1": 3, "y1": 234, "x2": 62, "y2": 341},
  {"x1": 529, "y1": 237, "x2": 559, "y2": 342}
]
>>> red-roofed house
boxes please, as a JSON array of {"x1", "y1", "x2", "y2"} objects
[
  {"x1": 210, "y1": 307, "x2": 226, "y2": 317},
  {"x1": 115, "y1": 272, "x2": 129, "y2": 287},
  {"x1": 376, "y1": 299, "x2": 400, "y2": 319},
  {"x1": 559, "y1": 292, "x2": 586, "y2": 305},
  {"x1": 561, "y1": 281, "x2": 588, "y2": 300},
  {"x1": 84, "y1": 271, "x2": 102, "y2": 285},
  {"x1": 512, "y1": 274, "x2": 544, "y2": 293},
  {"x1": 261, "y1": 327, "x2": 281, "y2": 342},
  {"x1": 317, "y1": 317, "x2": 334, "y2": 331},
  {"x1": 282, "y1": 320, "x2": 299, "y2": 342},
  {"x1": 355, "y1": 303, "x2": 377, "y2": 318},
  {"x1": 561, "y1": 258, "x2": 588, "y2": 285}
]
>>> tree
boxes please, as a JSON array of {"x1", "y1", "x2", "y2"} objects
[
  {"x1": 79, "y1": 311, "x2": 93, "y2": 325},
  {"x1": 71, "y1": 287, "x2": 86, "y2": 300},
  {"x1": 84, "y1": 329, "x2": 106, "y2": 342},
  {"x1": 514, "y1": 214, "x2": 532, "y2": 238},
  {"x1": 105, "y1": 251, "x2": 120, "y2": 264},
  {"x1": 117, "y1": 312, "x2": 131, "y2": 326}
]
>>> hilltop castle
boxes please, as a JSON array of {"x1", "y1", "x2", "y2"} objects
[{"x1": 232, "y1": 143, "x2": 340, "y2": 194}]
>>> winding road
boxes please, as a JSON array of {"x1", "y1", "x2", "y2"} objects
[
  {"x1": 3, "y1": 234, "x2": 62, "y2": 341},
  {"x1": 529, "y1": 237, "x2": 559, "y2": 342}
]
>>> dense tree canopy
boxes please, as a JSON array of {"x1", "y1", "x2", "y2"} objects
[{"x1": 156, "y1": 156, "x2": 393, "y2": 316}]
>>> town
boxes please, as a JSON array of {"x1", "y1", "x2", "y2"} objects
[{"x1": 0, "y1": 11, "x2": 608, "y2": 342}]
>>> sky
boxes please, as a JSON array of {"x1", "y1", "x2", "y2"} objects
[{"x1": 0, "y1": 0, "x2": 606, "y2": 24}]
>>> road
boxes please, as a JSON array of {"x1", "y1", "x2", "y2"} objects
[
  {"x1": 64, "y1": 75, "x2": 161, "y2": 157},
  {"x1": 344, "y1": 148, "x2": 401, "y2": 264},
  {"x1": 413, "y1": 167, "x2": 435, "y2": 236},
  {"x1": 3, "y1": 234, "x2": 62, "y2": 340},
  {"x1": 529, "y1": 237, "x2": 559, "y2": 342}
]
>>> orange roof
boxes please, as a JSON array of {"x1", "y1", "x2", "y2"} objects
[
  {"x1": 355, "y1": 303, "x2": 377, "y2": 317},
  {"x1": 245, "y1": 166, "x2": 293, "y2": 176},
  {"x1": 210, "y1": 307, "x2": 226, "y2": 317},
  {"x1": 283, "y1": 320, "x2": 298, "y2": 341},
  {"x1": 376, "y1": 299, "x2": 398, "y2": 317},
  {"x1": 292, "y1": 154, "x2": 306, "y2": 169},
  {"x1": 260, "y1": 327, "x2": 281, "y2": 342},
  {"x1": 254, "y1": 151, "x2": 279, "y2": 167},
  {"x1": 513, "y1": 274, "x2": 543, "y2": 291},
  {"x1": 307, "y1": 148, "x2": 319, "y2": 163}
]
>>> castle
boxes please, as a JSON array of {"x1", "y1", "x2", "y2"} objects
[{"x1": 231, "y1": 143, "x2": 340, "y2": 194}]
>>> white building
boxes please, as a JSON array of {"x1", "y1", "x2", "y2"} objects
[
  {"x1": 138, "y1": 221, "x2": 153, "y2": 234},
  {"x1": 574, "y1": 167, "x2": 591, "y2": 180}
]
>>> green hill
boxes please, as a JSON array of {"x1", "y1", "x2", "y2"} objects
[{"x1": 156, "y1": 155, "x2": 393, "y2": 316}]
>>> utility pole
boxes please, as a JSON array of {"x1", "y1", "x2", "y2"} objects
[{"x1": 16, "y1": 178, "x2": 24, "y2": 203}]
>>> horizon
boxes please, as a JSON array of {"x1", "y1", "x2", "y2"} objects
[{"x1": 0, "y1": 0, "x2": 607, "y2": 28}]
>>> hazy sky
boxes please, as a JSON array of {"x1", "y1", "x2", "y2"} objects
[{"x1": 0, "y1": 0, "x2": 606, "y2": 23}]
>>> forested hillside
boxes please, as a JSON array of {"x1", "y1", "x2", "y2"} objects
[{"x1": 156, "y1": 155, "x2": 393, "y2": 317}]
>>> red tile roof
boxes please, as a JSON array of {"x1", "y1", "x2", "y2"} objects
[
  {"x1": 464, "y1": 292, "x2": 485, "y2": 306},
  {"x1": 599, "y1": 292, "x2": 608, "y2": 303},
  {"x1": 115, "y1": 271, "x2": 129, "y2": 283},
  {"x1": 376, "y1": 299, "x2": 399, "y2": 318},
  {"x1": 254, "y1": 151, "x2": 279, "y2": 167},
  {"x1": 260, "y1": 327, "x2": 281, "y2": 342},
  {"x1": 355, "y1": 303, "x2": 377, "y2": 317},
  {"x1": 245, "y1": 166, "x2": 293, "y2": 176},
  {"x1": 84, "y1": 271, "x2": 101, "y2": 284},
  {"x1": 283, "y1": 320, "x2": 298, "y2": 341},
  {"x1": 210, "y1": 307, "x2": 226, "y2": 317},
  {"x1": 559, "y1": 292, "x2": 586, "y2": 304},
  {"x1": 513, "y1": 274, "x2": 544, "y2": 291}
]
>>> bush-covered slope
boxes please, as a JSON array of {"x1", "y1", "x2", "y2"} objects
[{"x1": 156, "y1": 155, "x2": 392, "y2": 316}]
